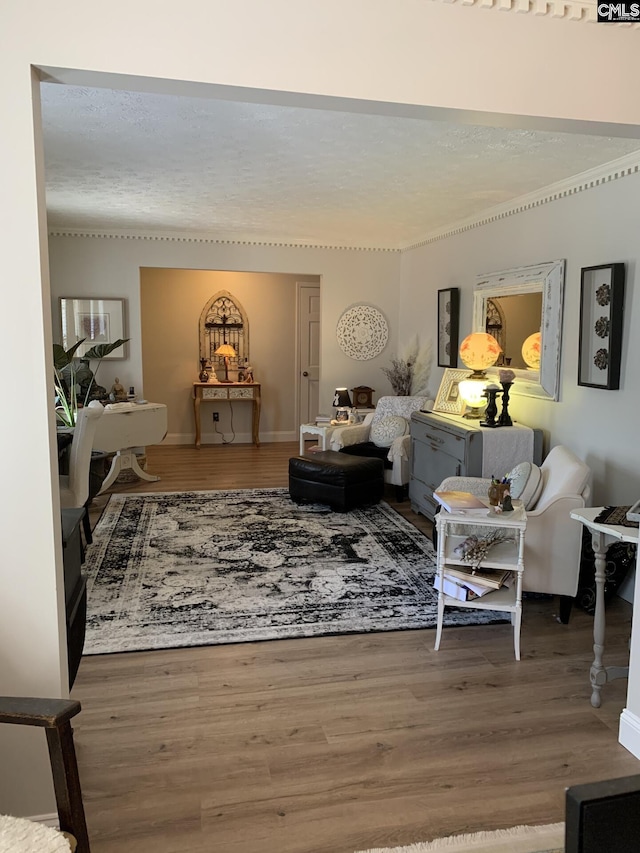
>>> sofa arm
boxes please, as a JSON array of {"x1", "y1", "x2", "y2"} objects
[
  {"x1": 329, "y1": 423, "x2": 371, "y2": 450},
  {"x1": 437, "y1": 476, "x2": 492, "y2": 497}
]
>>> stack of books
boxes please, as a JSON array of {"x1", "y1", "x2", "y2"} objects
[
  {"x1": 315, "y1": 414, "x2": 332, "y2": 425},
  {"x1": 433, "y1": 490, "x2": 487, "y2": 513},
  {"x1": 434, "y1": 566, "x2": 512, "y2": 601}
]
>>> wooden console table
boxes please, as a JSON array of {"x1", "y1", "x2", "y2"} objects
[{"x1": 193, "y1": 382, "x2": 261, "y2": 447}]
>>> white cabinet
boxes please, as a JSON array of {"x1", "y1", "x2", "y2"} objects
[
  {"x1": 409, "y1": 411, "x2": 543, "y2": 522},
  {"x1": 434, "y1": 501, "x2": 527, "y2": 660}
]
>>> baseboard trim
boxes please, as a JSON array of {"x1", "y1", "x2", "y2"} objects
[
  {"x1": 619, "y1": 708, "x2": 640, "y2": 758},
  {"x1": 164, "y1": 431, "x2": 297, "y2": 445}
]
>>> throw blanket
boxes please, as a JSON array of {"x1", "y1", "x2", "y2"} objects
[
  {"x1": 0, "y1": 815, "x2": 71, "y2": 853},
  {"x1": 481, "y1": 424, "x2": 534, "y2": 478}
]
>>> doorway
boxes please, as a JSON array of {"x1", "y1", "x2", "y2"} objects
[{"x1": 297, "y1": 282, "x2": 321, "y2": 426}]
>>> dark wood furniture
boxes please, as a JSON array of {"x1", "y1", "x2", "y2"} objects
[
  {"x1": 61, "y1": 508, "x2": 87, "y2": 689},
  {"x1": 0, "y1": 696, "x2": 90, "y2": 852}
]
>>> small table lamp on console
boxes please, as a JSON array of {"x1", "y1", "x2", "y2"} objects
[
  {"x1": 214, "y1": 343, "x2": 237, "y2": 383},
  {"x1": 458, "y1": 332, "x2": 502, "y2": 419},
  {"x1": 333, "y1": 387, "x2": 352, "y2": 422}
]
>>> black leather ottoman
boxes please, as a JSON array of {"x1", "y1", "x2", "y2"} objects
[{"x1": 289, "y1": 451, "x2": 384, "y2": 512}]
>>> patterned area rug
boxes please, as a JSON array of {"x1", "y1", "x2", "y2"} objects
[{"x1": 84, "y1": 488, "x2": 505, "y2": 654}]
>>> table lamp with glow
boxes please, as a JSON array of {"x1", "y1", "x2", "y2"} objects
[
  {"x1": 214, "y1": 343, "x2": 237, "y2": 383},
  {"x1": 521, "y1": 331, "x2": 542, "y2": 370},
  {"x1": 458, "y1": 332, "x2": 502, "y2": 419}
]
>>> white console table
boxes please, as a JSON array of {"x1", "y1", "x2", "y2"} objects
[{"x1": 93, "y1": 402, "x2": 168, "y2": 494}]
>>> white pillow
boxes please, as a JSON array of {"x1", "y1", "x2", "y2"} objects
[
  {"x1": 370, "y1": 415, "x2": 408, "y2": 448},
  {"x1": 506, "y1": 461, "x2": 543, "y2": 509}
]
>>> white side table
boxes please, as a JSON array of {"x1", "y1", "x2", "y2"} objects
[
  {"x1": 570, "y1": 507, "x2": 638, "y2": 707},
  {"x1": 299, "y1": 423, "x2": 336, "y2": 454},
  {"x1": 93, "y1": 402, "x2": 168, "y2": 494},
  {"x1": 434, "y1": 499, "x2": 527, "y2": 659}
]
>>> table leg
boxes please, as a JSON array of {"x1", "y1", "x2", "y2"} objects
[
  {"x1": 590, "y1": 530, "x2": 608, "y2": 708},
  {"x1": 299, "y1": 427, "x2": 306, "y2": 455},
  {"x1": 194, "y1": 394, "x2": 202, "y2": 448},
  {"x1": 434, "y1": 516, "x2": 446, "y2": 651},
  {"x1": 252, "y1": 392, "x2": 261, "y2": 446}
]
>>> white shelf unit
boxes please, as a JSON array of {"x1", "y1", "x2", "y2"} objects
[{"x1": 434, "y1": 501, "x2": 527, "y2": 659}]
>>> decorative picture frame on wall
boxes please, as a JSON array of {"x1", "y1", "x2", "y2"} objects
[
  {"x1": 437, "y1": 287, "x2": 460, "y2": 368},
  {"x1": 578, "y1": 263, "x2": 625, "y2": 390},
  {"x1": 433, "y1": 367, "x2": 469, "y2": 416},
  {"x1": 60, "y1": 297, "x2": 127, "y2": 359}
]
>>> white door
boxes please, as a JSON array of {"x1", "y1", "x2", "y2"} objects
[{"x1": 297, "y1": 282, "x2": 321, "y2": 425}]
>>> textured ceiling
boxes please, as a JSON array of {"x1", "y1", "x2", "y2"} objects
[{"x1": 41, "y1": 84, "x2": 640, "y2": 250}]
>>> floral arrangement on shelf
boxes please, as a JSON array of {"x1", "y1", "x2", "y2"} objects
[
  {"x1": 453, "y1": 530, "x2": 512, "y2": 571},
  {"x1": 54, "y1": 337, "x2": 129, "y2": 427},
  {"x1": 381, "y1": 334, "x2": 432, "y2": 397}
]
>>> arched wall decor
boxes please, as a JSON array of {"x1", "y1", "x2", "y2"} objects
[
  {"x1": 486, "y1": 298, "x2": 506, "y2": 360},
  {"x1": 199, "y1": 290, "x2": 249, "y2": 369},
  {"x1": 336, "y1": 303, "x2": 389, "y2": 361}
]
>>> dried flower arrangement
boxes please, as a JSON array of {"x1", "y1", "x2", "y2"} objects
[
  {"x1": 453, "y1": 530, "x2": 513, "y2": 571},
  {"x1": 381, "y1": 335, "x2": 432, "y2": 397}
]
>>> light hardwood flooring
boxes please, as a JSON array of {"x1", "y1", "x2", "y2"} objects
[{"x1": 75, "y1": 442, "x2": 638, "y2": 853}]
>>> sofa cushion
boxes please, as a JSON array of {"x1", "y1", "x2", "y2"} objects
[
  {"x1": 370, "y1": 415, "x2": 408, "y2": 448},
  {"x1": 505, "y1": 461, "x2": 543, "y2": 509}
]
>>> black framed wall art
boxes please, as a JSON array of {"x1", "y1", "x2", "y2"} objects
[
  {"x1": 578, "y1": 263, "x2": 625, "y2": 390},
  {"x1": 437, "y1": 287, "x2": 459, "y2": 368}
]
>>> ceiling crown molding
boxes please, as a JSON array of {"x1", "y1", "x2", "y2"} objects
[
  {"x1": 436, "y1": 0, "x2": 634, "y2": 25},
  {"x1": 46, "y1": 229, "x2": 400, "y2": 253},
  {"x1": 404, "y1": 149, "x2": 640, "y2": 250}
]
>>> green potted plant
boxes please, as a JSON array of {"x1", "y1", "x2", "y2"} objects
[{"x1": 54, "y1": 338, "x2": 129, "y2": 427}]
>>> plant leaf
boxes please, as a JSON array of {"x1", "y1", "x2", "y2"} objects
[
  {"x1": 53, "y1": 339, "x2": 86, "y2": 370},
  {"x1": 83, "y1": 338, "x2": 129, "y2": 360}
]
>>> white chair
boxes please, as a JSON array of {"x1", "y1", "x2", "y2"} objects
[
  {"x1": 437, "y1": 444, "x2": 592, "y2": 623},
  {"x1": 330, "y1": 395, "x2": 433, "y2": 499},
  {"x1": 59, "y1": 401, "x2": 104, "y2": 545}
]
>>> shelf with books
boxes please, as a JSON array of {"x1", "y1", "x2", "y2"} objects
[{"x1": 434, "y1": 502, "x2": 527, "y2": 660}]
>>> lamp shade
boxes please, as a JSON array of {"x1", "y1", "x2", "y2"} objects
[
  {"x1": 521, "y1": 332, "x2": 541, "y2": 369},
  {"x1": 333, "y1": 387, "x2": 352, "y2": 407},
  {"x1": 214, "y1": 343, "x2": 237, "y2": 358},
  {"x1": 459, "y1": 333, "x2": 502, "y2": 372}
]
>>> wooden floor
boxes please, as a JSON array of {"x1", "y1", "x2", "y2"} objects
[{"x1": 74, "y1": 442, "x2": 639, "y2": 853}]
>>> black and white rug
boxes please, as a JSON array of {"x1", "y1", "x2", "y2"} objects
[{"x1": 83, "y1": 488, "x2": 505, "y2": 654}]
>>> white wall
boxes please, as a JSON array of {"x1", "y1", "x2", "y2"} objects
[
  {"x1": 4, "y1": 0, "x2": 640, "y2": 819},
  {"x1": 49, "y1": 236, "x2": 402, "y2": 424},
  {"x1": 400, "y1": 172, "x2": 640, "y2": 506}
]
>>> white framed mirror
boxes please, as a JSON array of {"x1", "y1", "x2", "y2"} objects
[{"x1": 473, "y1": 260, "x2": 565, "y2": 401}]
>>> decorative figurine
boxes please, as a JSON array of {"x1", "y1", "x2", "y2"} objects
[
  {"x1": 199, "y1": 358, "x2": 210, "y2": 383},
  {"x1": 501, "y1": 492, "x2": 514, "y2": 512},
  {"x1": 109, "y1": 377, "x2": 127, "y2": 402}
]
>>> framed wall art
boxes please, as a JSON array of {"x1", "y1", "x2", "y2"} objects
[
  {"x1": 578, "y1": 263, "x2": 625, "y2": 390},
  {"x1": 433, "y1": 367, "x2": 469, "y2": 416},
  {"x1": 437, "y1": 287, "x2": 460, "y2": 368},
  {"x1": 60, "y1": 297, "x2": 127, "y2": 359},
  {"x1": 336, "y1": 303, "x2": 389, "y2": 360}
]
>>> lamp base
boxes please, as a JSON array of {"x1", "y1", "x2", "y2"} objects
[{"x1": 218, "y1": 379, "x2": 233, "y2": 384}]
